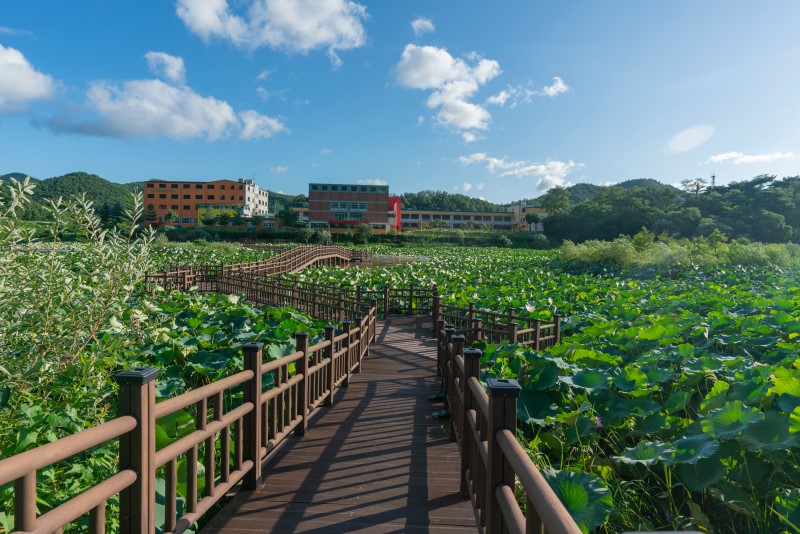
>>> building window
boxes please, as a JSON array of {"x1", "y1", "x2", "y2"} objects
[
  {"x1": 220, "y1": 195, "x2": 225, "y2": 200},
  {"x1": 182, "y1": 217, "x2": 192, "y2": 223},
  {"x1": 195, "y1": 195, "x2": 202, "y2": 199},
  {"x1": 159, "y1": 205, "x2": 166, "y2": 210},
  {"x1": 183, "y1": 205, "x2": 190, "y2": 210},
  {"x1": 334, "y1": 212, "x2": 348, "y2": 221},
  {"x1": 147, "y1": 204, "x2": 155, "y2": 209},
  {"x1": 171, "y1": 194, "x2": 178, "y2": 199},
  {"x1": 147, "y1": 183, "x2": 154, "y2": 188},
  {"x1": 196, "y1": 184, "x2": 203, "y2": 189},
  {"x1": 171, "y1": 205, "x2": 178, "y2": 210},
  {"x1": 359, "y1": 186, "x2": 366, "y2": 192},
  {"x1": 171, "y1": 184, "x2": 178, "y2": 188},
  {"x1": 321, "y1": 185, "x2": 328, "y2": 191},
  {"x1": 207, "y1": 185, "x2": 215, "y2": 189},
  {"x1": 147, "y1": 193, "x2": 154, "y2": 198},
  {"x1": 351, "y1": 212, "x2": 363, "y2": 221},
  {"x1": 239, "y1": 196, "x2": 243, "y2": 201},
  {"x1": 159, "y1": 183, "x2": 166, "y2": 188},
  {"x1": 220, "y1": 185, "x2": 225, "y2": 189},
  {"x1": 207, "y1": 195, "x2": 215, "y2": 200},
  {"x1": 311, "y1": 185, "x2": 319, "y2": 191},
  {"x1": 183, "y1": 184, "x2": 191, "y2": 189},
  {"x1": 183, "y1": 195, "x2": 190, "y2": 199},
  {"x1": 159, "y1": 194, "x2": 166, "y2": 199}
]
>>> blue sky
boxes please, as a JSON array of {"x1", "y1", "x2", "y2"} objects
[{"x1": 1, "y1": 1, "x2": 799, "y2": 203}]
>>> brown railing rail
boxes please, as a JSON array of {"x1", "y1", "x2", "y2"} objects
[
  {"x1": 0, "y1": 288, "x2": 377, "y2": 533},
  {"x1": 437, "y1": 329, "x2": 582, "y2": 534}
]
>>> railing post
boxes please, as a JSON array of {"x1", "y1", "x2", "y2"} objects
[
  {"x1": 436, "y1": 319, "x2": 445, "y2": 377},
  {"x1": 292, "y1": 281, "x2": 299, "y2": 309},
  {"x1": 554, "y1": 313, "x2": 562, "y2": 344},
  {"x1": 115, "y1": 366, "x2": 158, "y2": 534},
  {"x1": 432, "y1": 295, "x2": 441, "y2": 332},
  {"x1": 506, "y1": 307, "x2": 518, "y2": 344},
  {"x1": 444, "y1": 326, "x2": 455, "y2": 408},
  {"x1": 242, "y1": 343, "x2": 263, "y2": 490},
  {"x1": 324, "y1": 325, "x2": 336, "y2": 407},
  {"x1": 474, "y1": 317, "x2": 484, "y2": 342},
  {"x1": 383, "y1": 285, "x2": 390, "y2": 317},
  {"x1": 338, "y1": 289, "x2": 345, "y2": 323},
  {"x1": 343, "y1": 321, "x2": 353, "y2": 386},
  {"x1": 371, "y1": 299, "x2": 379, "y2": 343},
  {"x1": 534, "y1": 319, "x2": 542, "y2": 350},
  {"x1": 461, "y1": 348, "x2": 482, "y2": 497},
  {"x1": 468, "y1": 302, "x2": 476, "y2": 338},
  {"x1": 449, "y1": 335, "x2": 465, "y2": 442},
  {"x1": 312, "y1": 282, "x2": 319, "y2": 318},
  {"x1": 408, "y1": 283, "x2": 414, "y2": 316},
  {"x1": 486, "y1": 378, "x2": 521, "y2": 534},
  {"x1": 294, "y1": 333, "x2": 309, "y2": 436}
]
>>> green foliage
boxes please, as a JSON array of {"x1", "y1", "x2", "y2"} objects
[
  {"x1": 353, "y1": 223, "x2": 373, "y2": 244},
  {"x1": 401, "y1": 190, "x2": 505, "y2": 212}
]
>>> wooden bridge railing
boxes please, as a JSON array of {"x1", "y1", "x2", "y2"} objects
[
  {"x1": 438, "y1": 330, "x2": 581, "y2": 534},
  {"x1": 144, "y1": 245, "x2": 368, "y2": 292},
  {"x1": 0, "y1": 296, "x2": 377, "y2": 533}
]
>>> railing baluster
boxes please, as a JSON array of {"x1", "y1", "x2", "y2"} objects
[
  {"x1": 165, "y1": 458, "x2": 177, "y2": 533},
  {"x1": 486, "y1": 378, "x2": 521, "y2": 533},
  {"x1": 325, "y1": 325, "x2": 335, "y2": 407},
  {"x1": 243, "y1": 343, "x2": 263, "y2": 490},
  {"x1": 295, "y1": 332, "x2": 309, "y2": 436},
  {"x1": 14, "y1": 470, "x2": 36, "y2": 531}
]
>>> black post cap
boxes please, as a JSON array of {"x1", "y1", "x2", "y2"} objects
[
  {"x1": 486, "y1": 378, "x2": 521, "y2": 397},
  {"x1": 242, "y1": 342, "x2": 264, "y2": 351},
  {"x1": 325, "y1": 325, "x2": 336, "y2": 331},
  {"x1": 452, "y1": 335, "x2": 466, "y2": 342},
  {"x1": 115, "y1": 367, "x2": 158, "y2": 385},
  {"x1": 463, "y1": 348, "x2": 482, "y2": 359},
  {"x1": 294, "y1": 332, "x2": 309, "y2": 338}
]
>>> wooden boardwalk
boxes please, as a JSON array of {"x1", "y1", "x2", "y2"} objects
[{"x1": 205, "y1": 316, "x2": 478, "y2": 533}]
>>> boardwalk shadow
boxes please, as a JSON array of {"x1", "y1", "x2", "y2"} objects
[{"x1": 204, "y1": 316, "x2": 476, "y2": 533}]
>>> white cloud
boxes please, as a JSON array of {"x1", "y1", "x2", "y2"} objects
[
  {"x1": 668, "y1": 124, "x2": 714, "y2": 153},
  {"x1": 462, "y1": 132, "x2": 477, "y2": 143},
  {"x1": 0, "y1": 44, "x2": 56, "y2": 112},
  {"x1": 486, "y1": 77, "x2": 568, "y2": 108},
  {"x1": 46, "y1": 55, "x2": 285, "y2": 141},
  {"x1": 144, "y1": 51, "x2": 186, "y2": 84},
  {"x1": 320, "y1": 147, "x2": 333, "y2": 155},
  {"x1": 239, "y1": 109, "x2": 286, "y2": 139},
  {"x1": 704, "y1": 151, "x2": 797, "y2": 164},
  {"x1": 357, "y1": 178, "x2": 388, "y2": 185},
  {"x1": 0, "y1": 26, "x2": 34, "y2": 37},
  {"x1": 540, "y1": 76, "x2": 568, "y2": 97},
  {"x1": 176, "y1": 0, "x2": 368, "y2": 66},
  {"x1": 395, "y1": 44, "x2": 501, "y2": 133},
  {"x1": 270, "y1": 165, "x2": 289, "y2": 174},
  {"x1": 256, "y1": 86, "x2": 270, "y2": 100},
  {"x1": 257, "y1": 69, "x2": 271, "y2": 80},
  {"x1": 455, "y1": 181, "x2": 485, "y2": 193},
  {"x1": 411, "y1": 17, "x2": 434, "y2": 37},
  {"x1": 460, "y1": 152, "x2": 580, "y2": 192},
  {"x1": 416, "y1": 115, "x2": 425, "y2": 126}
]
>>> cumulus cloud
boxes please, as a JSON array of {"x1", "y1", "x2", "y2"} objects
[
  {"x1": 540, "y1": 76, "x2": 568, "y2": 97},
  {"x1": 395, "y1": 44, "x2": 501, "y2": 134},
  {"x1": 257, "y1": 69, "x2": 271, "y2": 80},
  {"x1": 703, "y1": 151, "x2": 797, "y2": 165},
  {"x1": 0, "y1": 44, "x2": 56, "y2": 112},
  {"x1": 668, "y1": 125, "x2": 714, "y2": 153},
  {"x1": 45, "y1": 55, "x2": 284, "y2": 141},
  {"x1": 416, "y1": 115, "x2": 425, "y2": 126},
  {"x1": 320, "y1": 147, "x2": 333, "y2": 155},
  {"x1": 271, "y1": 165, "x2": 289, "y2": 174},
  {"x1": 357, "y1": 178, "x2": 388, "y2": 185},
  {"x1": 176, "y1": 0, "x2": 368, "y2": 66},
  {"x1": 462, "y1": 132, "x2": 477, "y2": 143},
  {"x1": 411, "y1": 17, "x2": 434, "y2": 37},
  {"x1": 145, "y1": 51, "x2": 186, "y2": 84},
  {"x1": 456, "y1": 181, "x2": 485, "y2": 193},
  {"x1": 459, "y1": 152, "x2": 580, "y2": 192}
]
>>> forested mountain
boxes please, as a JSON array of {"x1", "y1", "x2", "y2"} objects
[
  {"x1": 269, "y1": 191, "x2": 308, "y2": 212},
  {"x1": 541, "y1": 175, "x2": 800, "y2": 244},
  {"x1": 401, "y1": 190, "x2": 505, "y2": 212}
]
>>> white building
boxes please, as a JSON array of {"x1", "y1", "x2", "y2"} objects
[{"x1": 240, "y1": 179, "x2": 269, "y2": 217}]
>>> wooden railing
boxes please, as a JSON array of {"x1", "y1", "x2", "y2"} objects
[
  {"x1": 144, "y1": 245, "x2": 367, "y2": 292},
  {"x1": 0, "y1": 297, "x2": 377, "y2": 533},
  {"x1": 438, "y1": 331, "x2": 581, "y2": 534}
]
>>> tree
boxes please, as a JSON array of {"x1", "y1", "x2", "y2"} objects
[
  {"x1": 217, "y1": 212, "x2": 232, "y2": 226},
  {"x1": 298, "y1": 227, "x2": 314, "y2": 243},
  {"x1": 276, "y1": 208, "x2": 299, "y2": 228},
  {"x1": 163, "y1": 210, "x2": 178, "y2": 225},
  {"x1": 144, "y1": 204, "x2": 157, "y2": 222},
  {"x1": 680, "y1": 178, "x2": 709, "y2": 196},
  {"x1": 541, "y1": 186, "x2": 570, "y2": 217},
  {"x1": 353, "y1": 223, "x2": 373, "y2": 244},
  {"x1": 316, "y1": 229, "x2": 332, "y2": 244},
  {"x1": 525, "y1": 213, "x2": 541, "y2": 232}
]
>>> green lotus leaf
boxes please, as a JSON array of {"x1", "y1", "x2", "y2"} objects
[
  {"x1": 790, "y1": 407, "x2": 800, "y2": 434},
  {"x1": 741, "y1": 411, "x2": 799, "y2": 451},
  {"x1": 670, "y1": 435, "x2": 719, "y2": 464},
  {"x1": 773, "y1": 488, "x2": 800, "y2": 531},
  {"x1": 665, "y1": 390, "x2": 693, "y2": 415},
  {"x1": 612, "y1": 367, "x2": 651, "y2": 394},
  {"x1": 637, "y1": 324, "x2": 667, "y2": 341},
  {"x1": 559, "y1": 369, "x2": 610, "y2": 392},
  {"x1": 517, "y1": 387, "x2": 560, "y2": 425},
  {"x1": 769, "y1": 367, "x2": 800, "y2": 397},
  {"x1": 542, "y1": 469, "x2": 612, "y2": 534},
  {"x1": 677, "y1": 454, "x2": 725, "y2": 491},
  {"x1": 701, "y1": 401, "x2": 764, "y2": 439},
  {"x1": 614, "y1": 440, "x2": 673, "y2": 466},
  {"x1": 699, "y1": 380, "x2": 729, "y2": 414}
]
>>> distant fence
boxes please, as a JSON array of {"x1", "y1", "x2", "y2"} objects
[{"x1": 0, "y1": 281, "x2": 378, "y2": 533}]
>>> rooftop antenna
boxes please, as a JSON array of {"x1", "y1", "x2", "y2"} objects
[{"x1": 711, "y1": 172, "x2": 716, "y2": 188}]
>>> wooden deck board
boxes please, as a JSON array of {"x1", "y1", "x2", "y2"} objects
[{"x1": 204, "y1": 316, "x2": 478, "y2": 533}]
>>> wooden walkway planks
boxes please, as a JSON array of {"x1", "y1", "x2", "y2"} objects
[{"x1": 204, "y1": 316, "x2": 478, "y2": 533}]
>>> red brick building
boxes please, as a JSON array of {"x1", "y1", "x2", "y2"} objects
[{"x1": 308, "y1": 183, "x2": 390, "y2": 233}]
